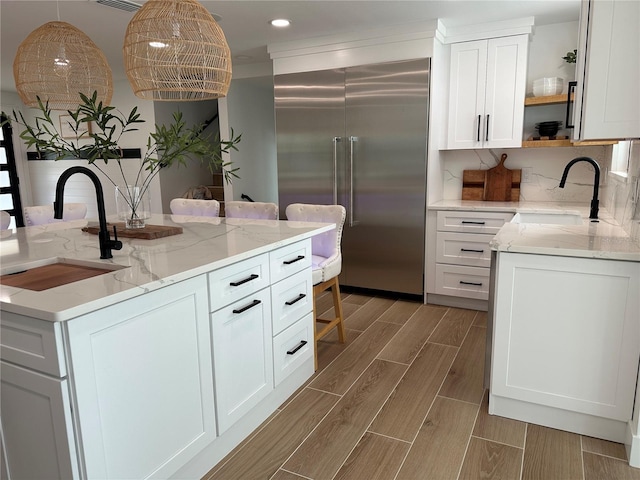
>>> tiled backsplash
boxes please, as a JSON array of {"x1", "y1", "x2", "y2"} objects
[
  {"x1": 441, "y1": 146, "x2": 610, "y2": 203},
  {"x1": 441, "y1": 143, "x2": 640, "y2": 244},
  {"x1": 602, "y1": 141, "x2": 640, "y2": 243}
]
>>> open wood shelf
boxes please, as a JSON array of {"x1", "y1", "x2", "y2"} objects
[
  {"x1": 522, "y1": 139, "x2": 618, "y2": 148},
  {"x1": 524, "y1": 94, "x2": 573, "y2": 106}
]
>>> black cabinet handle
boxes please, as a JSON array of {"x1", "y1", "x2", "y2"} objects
[
  {"x1": 287, "y1": 340, "x2": 308, "y2": 355},
  {"x1": 460, "y1": 248, "x2": 484, "y2": 253},
  {"x1": 283, "y1": 255, "x2": 305, "y2": 265},
  {"x1": 485, "y1": 114, "x2": 490, "y2": 142},
  {"x1": 460, "y1": 281, "x2": 483, "y2": 286},
  {"x1": 477, "y1": 114, "x2": 481, "y2": 142},
  {"x1": 461, "y1": 220, "x2": 485, "y2": 225},
  {"x1": 230, "y1": 274, "x2": 258, "y2": 287},
  {"x1": 232, "y1": 299, "x2": 262, "y2": 314},
  {"x1": 285, "y1": 293, "x2": 306, "y2": 306},
  {"x1": 566, "y1": 81, "x2": 577, "y2": 129}
]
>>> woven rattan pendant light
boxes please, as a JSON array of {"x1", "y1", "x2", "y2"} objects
[
  {"x1": 13, "y1": 21, "x2": 113, "y2": 110},
  {"x1": 123, "y1": 0, "x2": 232, "y2": 101}
]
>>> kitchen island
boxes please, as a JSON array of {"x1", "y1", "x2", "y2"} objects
[
  {"x1": 0, "y1": 214, "x2": 333, "y2": 479},
  {"x1": 487, "y1": 208, "x2": 640, "y2": 468}
]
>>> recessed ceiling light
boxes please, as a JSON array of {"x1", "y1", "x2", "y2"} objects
[{"x1": 270, "y1": 19, "x2": 291, "y2": 28}]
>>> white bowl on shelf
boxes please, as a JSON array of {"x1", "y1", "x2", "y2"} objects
[{"x1": 533, "y1": 77, "x2": 564, "y2": 96}]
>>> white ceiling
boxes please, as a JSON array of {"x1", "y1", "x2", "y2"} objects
[{"x1": 0, "y1": 0, "x2": 581, "y2": 95}]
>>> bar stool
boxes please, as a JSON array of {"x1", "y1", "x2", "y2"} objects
[
  {"x1": 24, "y1": 203, "x2": 87, "y2": 226},
  {"x1": 1, "y1": 211, "x2": 10, "y2": 230},
  {"x1": 169, "y1": 198, "x2": 220, "y2": 217},
  {"x1": 285, "y1": 203, "x2": 347, "y2": 370},
  {"x1": 225, "y1": 201, "x2": 278, "y2": 219}
]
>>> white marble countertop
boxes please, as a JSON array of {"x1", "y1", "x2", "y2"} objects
[
  {"x1": 429, "y1": 200, "x2": 640, "y2": 262},
  {"x1": 0, "y1": 214, "x2": 333, "y2": 322}
]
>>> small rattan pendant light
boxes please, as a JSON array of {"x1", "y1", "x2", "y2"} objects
[
  {"x1": 13, "y1": 21, "x2": 113, "y2": 110},
  {"x1": 123, "y1": 0, "x2": 232, "y2": 101}
]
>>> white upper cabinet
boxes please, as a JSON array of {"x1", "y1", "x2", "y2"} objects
[
  {"x1": 572, "y1": 0, "x2": 640, "y2": 141},
  {"x1": 446, "y1": 35, "x2": 529, "y2": 149}
]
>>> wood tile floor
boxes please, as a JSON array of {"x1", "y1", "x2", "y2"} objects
[{"x1": 203, "y1": 291, "x2": 640, "y2": 480}]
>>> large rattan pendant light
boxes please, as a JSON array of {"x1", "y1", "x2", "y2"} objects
[
  {"x1": 123, "y1": 0, "x2": 232, "y2": 101},
  {"x1": 13, "y1": 21, "x2": 113, "y2": 110}
]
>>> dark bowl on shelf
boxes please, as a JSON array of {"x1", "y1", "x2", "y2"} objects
[{"x1": 535, "y1": 120, "x2": 563, "y2": 137}]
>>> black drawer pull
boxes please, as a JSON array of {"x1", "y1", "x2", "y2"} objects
[
  {"x1": 287, "y1": 340, "x2": 308, "y2": 355},
  {"x1": 461, "y1": 221, "x2": 485, "y2": 225},
  {"x1": 460, "y1": 281, "x2": 483, "y2": 286},
  {"x1": 283, "y1": 255, "x2": 305, "y2": 265},
  {"x1": 232, "y1": 299, "x2": 261, "y2": 314},
  {"x1": 230, "y1": 274, "x2": 258, "y2": 287},
  {"x1": 460, "y1": 248, "x2": 484, "y2": 253},
  {"x1": 285, "y1": 293, "x2": 306, "y2": 306}
]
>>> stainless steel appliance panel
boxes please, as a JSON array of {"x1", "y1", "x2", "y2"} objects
[
  {"x1": 343, "y1": 60, "x2": 429, "y2": 294},
  {"x1": 275, "y1": 69, "x2": 346, "y2": 215},
  {"x1": 275, "y1": 59, "x2": 429, "y2": 296}
]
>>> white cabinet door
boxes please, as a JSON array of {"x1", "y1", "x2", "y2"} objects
[
  {"x1": 0, "y1": 361, "x2": 79, "y2": 479},
  {"x1": 66, "y1": 276, "x2": 214, "y2": 480},
  {"x1": 211, "y1": 287, "x2": 273, "y2": 434},
  {"x1": 447, "y1": 35, "x2": 528, "y2": 149},
  {"x1": 573, "y1": 0, "x2": 640, "y2": 141},
  {"x1": 491, "y1": 253, "x2": 640, "y2": 421}
]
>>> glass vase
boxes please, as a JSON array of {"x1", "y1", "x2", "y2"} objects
[{"x1": 116, "y1": 185, "x2": 151, "y2": 229}]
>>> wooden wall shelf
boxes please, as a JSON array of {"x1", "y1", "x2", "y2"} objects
[{"x1": 524, "y1": 94, "x2": 573, "y2": 106}]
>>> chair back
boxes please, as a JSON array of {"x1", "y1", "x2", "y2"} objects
[
  {"x1": 169, "y1": 198, "x2": 220, "y2": 217},
  {"x1": 225, "y1": 201, "x2": 278, "y2": 220},
  {"x1": 285, "y1": 203, "x2": 346, "y2": 259},
  {"x1": 24, "y1": 203, "x2": 87, "y2": 226},
  {"x1": 0, "y1": 211, "x2": 10, "y2": 230}
]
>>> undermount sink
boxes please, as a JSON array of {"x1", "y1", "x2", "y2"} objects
[
  {"x1": 510, "y1": 212, "x2": 583, "y2": 225},
  {"x1": 0, "y1": 258, "x2": 128, "y2": 291}
]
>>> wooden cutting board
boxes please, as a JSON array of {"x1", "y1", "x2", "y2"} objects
[
  {"x1": 462, "y1": 154, "x2": 521, "y2": 202},
  {"x1": 82, "y1": 223, "x2": 183, "y2": 239}
]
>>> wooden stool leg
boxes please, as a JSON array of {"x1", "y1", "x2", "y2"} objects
[
  {"x1": 331, "y1": 278, "x2": 346, "y2": 343},
  {"x1": 312, "y1": 284, "x2": 319, "y2": 371}
]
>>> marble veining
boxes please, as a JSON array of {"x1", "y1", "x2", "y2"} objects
[{"x1": 0, "y1": 214, "x2": 333, "y2": 321}]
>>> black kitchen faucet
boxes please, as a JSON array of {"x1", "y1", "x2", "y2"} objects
[
  {"x1": 559, "y1": 156, "x2": 600, "y2": 221},
  {"x1": 54, "y1": 166, "x2": 123, "y2": 259}
]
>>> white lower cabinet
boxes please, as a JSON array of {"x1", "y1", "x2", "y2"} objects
[
  {"x1": 490, "y1": 252, "x2": 640, "y2": 440},
  {"x1": 211, "y1": 288, "x2": 273, "y2": 434},
  {"x1": 0, "y1": 238, "x2": 316, "y2": 479},
  {"x1": 66, "y1": 275, "x2": 214, "y2": 479},
  {"x1": 428, "y1": 210, "x2": 513, "y2": 303},
  {"x1": 0, "y1": 361, "x2": 78, "y2": 479},
  {"x1": 273, "y1": 313, "x2": 314, "y2": 386}
]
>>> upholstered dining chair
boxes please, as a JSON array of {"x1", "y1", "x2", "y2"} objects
[
  {"x1": 285, "y1": 203, "x2": 347, "y2": 370},
  {"x1": 1, "y1": 211, "x2": 11, "y2": 230},
  {"x1": 169, "y1": 198, "x2": 220, "y2": 217},
  {"x1": 225, "y1": 201, "x2": 278, "y2": 220},
  {"x1": 24, "y1": 203, "x2": 87, "y2": 226}
]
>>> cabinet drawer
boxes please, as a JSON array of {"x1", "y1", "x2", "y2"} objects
[
  {"x1": 436, "y1": 232, "x2": 493, "y2": 268},
  {"x1": 436, "y1": 211, "x2": 513, "y2": 234},
  {"x1": 208, "y1": 254, "x2": 270, "y2": 311},
  {"x1": 434, "y1": 264, "x2": 490, "y2": 300},
  {"x1": 269, "y1": 239, "x2": 312, "y2": 284},
  {"x1": 271, "y1": 269, "x2": 313, "y2": 336},
  {"x1": 0, "y1": 312, "x2": 66, "y2": 377},
  {"x1": 273, "y1": 313, "x2": 313, "y2": 387}
]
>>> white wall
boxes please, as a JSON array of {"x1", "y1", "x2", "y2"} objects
[{"x1": 221, "y1": 75, "x2": 278, "y2": 204}]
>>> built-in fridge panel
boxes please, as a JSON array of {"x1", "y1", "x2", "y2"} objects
[{"x1": 275, "y1": 59, "x2": 429, "y2": 296}]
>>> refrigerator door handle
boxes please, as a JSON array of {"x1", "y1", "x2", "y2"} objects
[
  {"x1": 348, "y1": 136, "x2": 358, "y2": 226},
  {"x1": 332, "y1": 136, "x2": 341, "y2": 205}
]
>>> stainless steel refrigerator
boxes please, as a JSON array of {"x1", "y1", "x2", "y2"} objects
[{"x1": 275, "y1": 58, "x2": 430, "y2": 296}]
